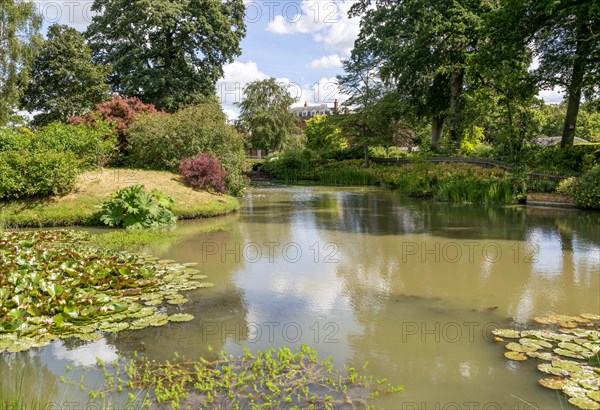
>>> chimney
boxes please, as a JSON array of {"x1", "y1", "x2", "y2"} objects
[
  {"x1": 304, "y1": 101, "x2": 308, "y2": 107},
  {"x1": 334, "y1": 99, "x2": 339, "y2": 114}
]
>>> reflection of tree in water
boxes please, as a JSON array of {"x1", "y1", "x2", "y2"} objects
[{"x1": 0, "y1": 351, "x2": 65, "y2": 404}]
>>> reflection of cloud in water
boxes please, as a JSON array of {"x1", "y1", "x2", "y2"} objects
[
  {"x1": 513, "y1": 288, "x2": 535, "y2": 323},
  {"x1": 526, "y1": 228, "x2": 563, "y2": 276},
  {"x1": 573, "y1": 235, "x2": 600, "y2": 287},
  {"x1": 51, "y1": 339, "x2": 118, "y2": 367}
]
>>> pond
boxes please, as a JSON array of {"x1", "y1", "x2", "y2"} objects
[{"x1": 2, "y1": 186, "x2": 599, "y2": 408}]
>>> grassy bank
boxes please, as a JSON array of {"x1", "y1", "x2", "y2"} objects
[
  {"x1": 261, "y1": 157, "x2": 524, "y2": 204},
  {"x1": 0, "y1": 168, "x2": 239, "y2": 228}
]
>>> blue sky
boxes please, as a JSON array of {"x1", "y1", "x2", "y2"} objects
[{"x1": 35, "y1": 0, "x2": 562, "y2": 119}]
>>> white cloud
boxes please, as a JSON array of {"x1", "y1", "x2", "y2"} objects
[
  {"x1": 34, "y1": 1, "x2": 98, "y2": 32},
  {"x1": 292, "y1": 77, "x2": 350, "y2": 107},
  {"x1": 308, "y1": 54, "x2": 343, "y2": 68},
  {"x1": 266, "y1": 0, "x2": 360, "y2": 56},
  {"x1": 217, "y1": 60, "x2": 351, "y2": 120},
  {"x1": 216, "y1": 60, "x2": 269, "y2": 114},
  {"x1": 538, "y1": 87, "x2": 564, "y2": 104}
]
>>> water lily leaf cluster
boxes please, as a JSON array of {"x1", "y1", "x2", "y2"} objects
[
  {"x1": 0, "y1": 230, "x2": 207, "y2": 353},
  {"x1": 91, "y1": 344, "x2": 403, "y2": 409},
  {"x1": 493, "y1": 313, "x2": 600, "y2": 410}
]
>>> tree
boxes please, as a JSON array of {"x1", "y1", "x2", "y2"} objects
[
  {"x1": 528, "y1": 0, "x2": 599, "y2": 147},
  {"x1": 0, "y1": 0, "x2": 40, "y2": 125},
  {"x1": 235, "y1": 78, "x2": 298, "y2": 152},
  {"x1": 495, "y1": 0, "x2": 600, "y2": 147},
  {"x1": 69, "y1": 96, "x2": 160, "y2": 154},
  {"x1": 350, "y1": 0, "x2": 489, "y2": 151},
  {"x1": 85, "y1": 0, "x2": 246, "y2": 111},
  {"x1": 21, "y1": 24, "x2": 111, "y2": 126},
  {"x1": 305, "y1": 114, "x2": 346, "y2": 153},
  {"x1": 337, "y1": 51, "x2": 409, "y2": 165}
]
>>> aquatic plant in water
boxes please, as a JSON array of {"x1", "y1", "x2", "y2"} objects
[
  {"x1": 0, "y1": 230, "x2": 210, "y2": 353},
  {"x1": 493, "y1": 313, "x2": 600, "y2": 409},
  {"x1": 90, "y1": 344, "x2": 403, "y2": 409}
]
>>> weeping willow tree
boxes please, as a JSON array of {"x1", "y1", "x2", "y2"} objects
[{"x1": 0, "y1": 0, "x2": 40, "y2": 125}]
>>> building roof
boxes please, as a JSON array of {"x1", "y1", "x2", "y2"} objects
[{"x1": 289, "y1": 104, "x2": 332, "y2": 114}]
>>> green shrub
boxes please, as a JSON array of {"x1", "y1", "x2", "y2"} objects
[
  {"x1": 0, "y1": 150, "x2": 79, "y2": 200},
  {"x1": 0, "y1": 128, "x2": 30, "y2": 152},
  {"x1": 97, "y1": 185, "x2": 177, "y2": 230},
  {"x1": 529, "y1": 145, "x2": 600, "y2": 174},
  {"x1": 572, "y1": 166, "x2": 600, "y2": 209},
  {"x1": 127, "y1": 103, "x2": 247, "y2": 195},
  {"x1": 261, "y1": 150, "x2": 319, "y2": 181},
  {"x1": 32, "y1": 121, "x2": 117, "y2": 167},
  {"x1": 371, "y1": 162, "x2": 521, "y2": 203},
  {"x1": 556, "y1": 177, "x2": 577, "y2": 196}
]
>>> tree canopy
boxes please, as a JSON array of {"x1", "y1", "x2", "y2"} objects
[
  {"x1": 22, "y1": 24, "x2": 112, "y2": 126},
  {"x1": 85, "y1": 0, "x2": 246, "y2": 111},
  {"x1": 0, "y1": 0, "x2": 40, "y2": 125},
  {"x1": 235, "y1": 78, "x2": 298, "y2": 152}
]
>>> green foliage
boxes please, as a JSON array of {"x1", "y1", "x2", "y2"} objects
[
  {"x1": 0, "y1": 230, "x2": 210, "y2": 352},
  {"x1": 573, "y1": 167, "x2": 600, "y2": 209},
  {"x1": 86, "y1": 0, "x2": 246, "y2": 111},
  {"x1": 90, "y1": 344, "x2": 402, "y2": 408},
  {"x1": 21, "y1": 24, "x2": 111, "y2": 126},
  {"x1": 0, "y1": 128, "x2": 29, "y2": 152},
  {"x1": 528, "y1": 145, "x2": 600, "y2": 174},
  {"x1": 369, "y1": 146, "x2": 408, "y2": 159},
  {"x1": 305, "y1": 114, "x2": 346, "y2": 153},
  {"x1": 460, "y1": 126, "x2": 486, "y2": 156},
  {"x1": 0, "y1": 150, "x2": 79, "y2": 200},
  {"x1": 127, "y1": 103, "x2": 247, "y2": 195},
  {"x1": 32, "y1": 121, "x2": 117, "y2": 167},
  {"x1": 372, "y1": 163, "x2": 522, "y2": 204},
  {"x1": 556, "y1": 177, "x2": 577, "y2": 196},
  {"x1": 0, "y1": 1, "x2": 41, "y2": 126},
  {"x1": 236, "y1": 78, "x2": 298, "y2": 151},
  {"x1": 261, "y1": 150, "x2": 319, "y2": 182},
  {"x1": 98, "y1": 185, "x2": 177, "y2": 230}
]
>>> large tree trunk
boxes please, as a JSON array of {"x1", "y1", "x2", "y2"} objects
[
  {"x1": 561, "y1": 23, "x2": 588, "y2": 147},
  {"x1": 449, "y1": 69, "x2": 464, "y2": 151},
  {"x1": 364, "y1": 143, "x2": 370, "y2": 167},
  {"x1": 431, "y1": 115, "x2": 444, "y2": 150}
]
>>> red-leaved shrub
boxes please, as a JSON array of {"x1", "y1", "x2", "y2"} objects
[
  {"x1": 69, "y1": 95, "x2": 160, "y2": 153},
  {"x1": 179, "y1": 153, "x2": 228, "y2": 193}
]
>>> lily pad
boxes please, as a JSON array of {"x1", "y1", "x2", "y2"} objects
[
  {"x1": 521, "y1": 338, "x2": 553, "y2": 349},
  {"x1": 168, "y1": 314, "x2": 195, "y2": 323},
  {"x1": 504, "y1": 351, "x2": 527, "y2": 361},
  {"x1": 588, "y1": 391, "x2": 600, "y2": 403},
  {"x1": 492, "y1": 329, "x2": 521, "y2": 339},
  {"x1": 506, "y1": 342, "x2": 538, "y2": 353},
  {"x1": 569, "y1": 397, "x2": 600, "y2": 410},
  {"x1": 538, "y1": 363, "x2": 568, "y2": 377},
  {"x1": 527, "y1": 351, "x2": 555, "y2": 361},
  {"x1": 560, "y1": 342, "x2": 590, "y2": 353},
  {"x1": 539, "y1": 378, "x2": 569, "y2": 390},
  {"x1": 555, "y1": 348, "x2": 586, "y2": 360},
  {"x1": 166, "y1": 298, "x2": 189, "y2": 305}
]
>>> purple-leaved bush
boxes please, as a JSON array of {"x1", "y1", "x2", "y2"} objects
[{"x1": 179, "y1": 153, "x2": 228, "y2": 193}]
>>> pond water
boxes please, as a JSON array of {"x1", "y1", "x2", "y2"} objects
[{"x1": 2, "y1": 186, "x2": 599, "y2": 409}]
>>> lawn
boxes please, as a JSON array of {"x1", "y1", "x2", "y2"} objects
[{"x1": 0, "y1": 168, "x2": 239, "y2": 228}]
